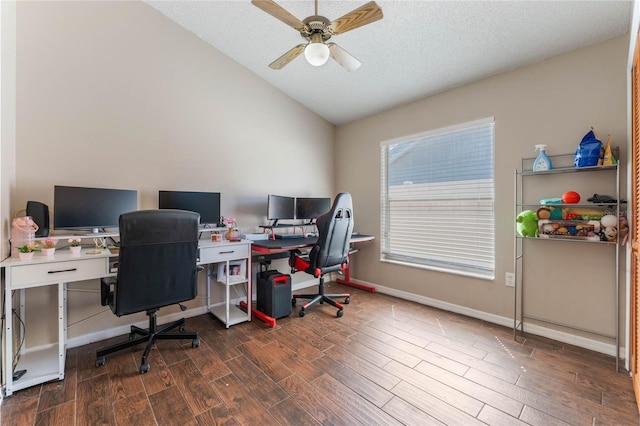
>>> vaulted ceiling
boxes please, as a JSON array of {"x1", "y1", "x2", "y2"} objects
[{"x1": 146, "y1": 1, "x2": 632, "y2": 125}]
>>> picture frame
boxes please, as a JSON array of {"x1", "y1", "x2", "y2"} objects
[{"x1": 217, "y1": 261, "x2": 245, "y2": 283}]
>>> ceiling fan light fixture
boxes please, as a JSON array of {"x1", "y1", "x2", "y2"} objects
[
  {"x1": 304, "y1": 42, "x2": 330, "y2": 66},
  {"x1": 304, "y1": 33, "x2": 330, "y2": 66}
]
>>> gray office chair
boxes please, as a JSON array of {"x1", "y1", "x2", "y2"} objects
[
  {"x1": 290, "y1": 192, "x2": 354, "y2": 317},
  {"x1": 96, "y1": 209, "x2": 201, "y2": 373}
]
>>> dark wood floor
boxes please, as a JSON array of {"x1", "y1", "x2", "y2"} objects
[{"x1": 2, "y1": 282, "x2": 639, "y2": 425}]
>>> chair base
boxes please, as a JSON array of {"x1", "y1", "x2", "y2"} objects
[
  {"x1": 95, "y1": 310, "x2": 199, "y2": 373},
  {"x1": 292, "y1": 278, "x2": 350, "y2": 318}
]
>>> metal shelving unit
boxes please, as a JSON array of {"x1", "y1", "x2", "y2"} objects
[{"x1": 513, "y1": 150, "x2": 622, "y2": 370}]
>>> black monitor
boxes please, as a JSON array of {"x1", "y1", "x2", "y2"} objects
[
  {"x1": 295, "y1": 197, "x2": 331, "y2": 223},
  {"x1": 267, "y1": 195, "x2": 295, "y2": 225},
  {"x1": 54, "y1": 185, "x2": 138, "y2": 234},
  {"x1": 158, "y1": 190, "x2": 221, "y2": 226}
]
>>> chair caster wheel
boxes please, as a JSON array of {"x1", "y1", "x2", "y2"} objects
[
  {"x1": 299, "y1": 309, "x2": 305, "y2": 317},
  {"x1": 344, "y1": 297, "x2": 350, "y2": 304},
  {"x1": 140, "y1": 363, "x2": 150, "y2": 374},
  {"x1": 337, "y1": 309, "x2": 343, "y2": 318},
  {"x1": 292, "y1": 298, "x2": 297, "y2": 307},
  {"x1": 179, "y1": 325, "x2": 186, "y2": 333},
  {"x1": 96, "y1": 357, "x2": 105, "y2": 367},
  {"x1": 192, "y1": 339, "x2": 200, "y2": 348}
]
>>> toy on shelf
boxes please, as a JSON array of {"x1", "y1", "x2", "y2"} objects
[
  {"x1": 538, "y1": 219, "x2": 600, "y2": 241},
  {"x1": 536, "y1": 206, "x2": 562, "y2": 220},
  {"x1": 562, "y1": 191, "x2": 580, "y2": 204},
  {"x1": 600, "y1": 214, "x2": 624, "y2": 243},
  {"x1": 516, "y1": 210, "x2": 538, "y2": 237}
]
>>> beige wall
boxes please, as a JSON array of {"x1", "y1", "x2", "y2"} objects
[
  {"x1": 5, "y1": 0, "x2": 630, "y2": 354},
  {"x1": 336, "y1": 35, "x2": 628, "y2": 350},
  {"x1": 14, "y1": 1, "x2": 334, "y2": 344}
]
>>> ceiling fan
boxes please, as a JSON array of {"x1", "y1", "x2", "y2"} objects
[{"x1": 251, "y1": 0, "x2": 383, "y2": 72}]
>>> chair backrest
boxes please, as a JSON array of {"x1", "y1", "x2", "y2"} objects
[
  {"x1": 308, "y1": 192, "x2": 354, "y2": 274},
  {"x1": 114, "y1": 209, "x2": 200, "y2": 316}
]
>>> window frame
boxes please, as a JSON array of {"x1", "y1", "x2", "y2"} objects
[{"x1": 380, "y1": 117, "x2": 496, "y2": 279}]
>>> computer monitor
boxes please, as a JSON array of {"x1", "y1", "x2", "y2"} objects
[
  {"x1": 267, "y1": 195, "x2": 295, "y2": 225},
  {"x1": 158, "y1": 190, "x2": 221, "y2": 226},
  {"x1": 54, "y1": 185, "x2": 138, "y2": 234},
  {"x1": 295, "y1": 197, "x2": 331, "y2": 223}
]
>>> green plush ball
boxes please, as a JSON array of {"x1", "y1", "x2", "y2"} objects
[{"x1": 516, "y1": 210, "x2": 538, "y2": 237}]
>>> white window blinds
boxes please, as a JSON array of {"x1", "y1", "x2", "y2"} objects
[{"x1": 380, "y1": 118, "x2": 495, "y2": 278}]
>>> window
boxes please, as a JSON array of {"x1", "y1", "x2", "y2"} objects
[{"x1": 380, "y1": 117, "x2": 495, "y2": 279}]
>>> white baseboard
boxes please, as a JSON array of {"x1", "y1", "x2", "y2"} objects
[
  {"x1": 355, "y1": 279, "x2": 623, "y2": 358},
  {"x1": 68, "y1": 277, "x2": 622, "y2": 359},
  {"x1": 67, "y1": 278, "x2": 318, "y2": 349},
  {"x1": 66, "y1": 306, "x2": 209, "y2": 349}
]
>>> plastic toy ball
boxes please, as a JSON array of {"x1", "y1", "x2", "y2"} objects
[{"x1": 562, "y1": 191, "x2": 580, "y2": 204}]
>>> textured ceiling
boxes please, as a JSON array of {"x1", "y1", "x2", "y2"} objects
[{"x1": 145, "y1": 0, "x2": 632, "y2": 125}]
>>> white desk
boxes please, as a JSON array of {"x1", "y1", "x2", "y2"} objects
[{"x1": 0, "y1": 239, "x2": 252, "y2": 397}]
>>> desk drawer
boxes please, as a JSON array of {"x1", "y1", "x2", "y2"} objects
[
  {"x1": 10, "y1": 258, "x2": 107, "y2": 288},
  {"x1": 199, "y1": 244, "x2": 250, "y2": 264}
]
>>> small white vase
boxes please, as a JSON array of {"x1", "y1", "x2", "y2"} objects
[
  {"x1": 18, "y1": 252, "x2": 34, "y2": 261},
  {"x1": 41, "y1": 248, "x2": 56, "y2": 257},
  {"x1": 69, "y1": 246, "x2": 81, "y2": 255}
]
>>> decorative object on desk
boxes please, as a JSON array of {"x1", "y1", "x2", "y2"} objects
[
  {"x1": 17, "y1": 243, "x2": 39, "y2": 260},
  {"x1": 90, "y1": 237, "x2": 106, "y2": 254},
  {"x1": 217, "y1": 261, "x2": 245, "y2": 283},
  {"x1": 11, "y1": 215, "x2": 39, "y2": 257},
  {"x1": 40, "y1": 237, "x2": 57, "y2": 257},
  {"x1": 223, "y1": 216, "x2": 236, "y2": 227},
  {"x1": 225, "y1": 227, "x2": 236, "y2": 240},
  {"x1": 211, "y1": 233, "x2": 222, "y2": 242},
  {"x1": 18, "y1": 252, "x2": 34, "y2": 261},
  {"x1": 223, "y1": 216, "x2": 239, "y2": 240},
  {"x1": 68, "y1": 238, "x2": 82, "y2": 255}
]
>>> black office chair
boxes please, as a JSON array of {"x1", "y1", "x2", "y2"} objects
[
  {"x1": 290, "y1": 192, "x2": 354, "y2": 317},
  {"x1": 95, "y1": 209, "x2": 201, "y2": 373}
]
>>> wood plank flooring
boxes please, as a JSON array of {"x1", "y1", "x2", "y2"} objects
[{"x1": 2, "y1": 282, "x2": 639, "y2": 425}]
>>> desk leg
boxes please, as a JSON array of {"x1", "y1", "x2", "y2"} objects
[
  {"x1": 58, "y1": 283, "x2": 66, "y2": 381},
  {"x1": 3, "y1": 271, "x2": 13, "y2": 396},
  {"x1": 336, "y1": 252, "x2": 376, "y2": 293}
]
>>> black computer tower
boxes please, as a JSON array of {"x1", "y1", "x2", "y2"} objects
[{"x1": 257, "y1": 270, "x2": 292, "y2": 319}]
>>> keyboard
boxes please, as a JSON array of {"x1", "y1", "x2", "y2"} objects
[{"x1": 275, "y1": 234, "x2": 304, "y2": 240}]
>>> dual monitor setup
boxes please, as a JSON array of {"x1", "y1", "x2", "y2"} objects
[
  {"x1": 268, "y1": 194, "x2": 331, "y2": 226},
  {"x1": 53, "y1": 186, "x2": 221, "y2": 235},
  {"x1": 51, "y1": 186, "x2": 331, "y2": 235}
]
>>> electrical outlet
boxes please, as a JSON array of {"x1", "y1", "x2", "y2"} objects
[{"x1": 505, "y1": 272, "x2": 515, "y2": 287}]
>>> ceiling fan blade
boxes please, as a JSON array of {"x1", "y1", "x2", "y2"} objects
[
  {"x1": 269, "y1": 44, "x2": 306, "y2": 69},
  {"x1": 329, "y1": 1, "x2": 383, "y2": 35},
  {"x1": 251, "y1": 0, "x2": 306, "y2": 31},
  {"x1": 328, "y1": 43, "x2": 361, "y2": 72}
]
